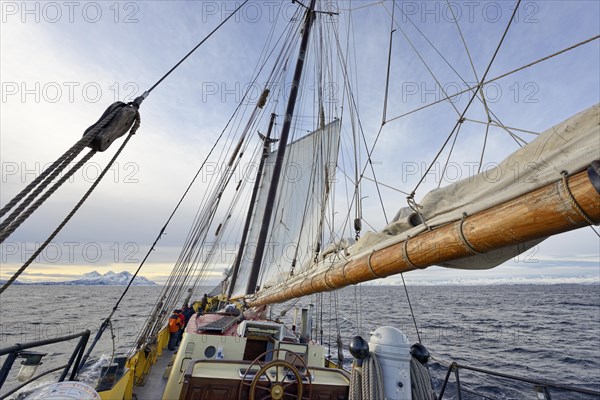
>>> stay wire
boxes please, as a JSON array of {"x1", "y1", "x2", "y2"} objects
[
  {"x1": 445, "y1": 0, "x2": 494, "y2": 129},
  {"x1": 0, "y1": 132, "x2": 95, "y2": 219},
  {"x1": 393, "y1": 0, "x2": 524, "y2": 150},
  {"x1": 331, "y1": 22, "x2": 389, "y2": 223},
  {"x1": 0, "y1": 0, "x2": 248, "y2": 288},
  {"x1": 384, "y1": 35, "x2": 599, "y2": 127},
  {"x1": 478, "y1": 123, "x2": 491, "y2": 174},
  {"x1": 0, "y1": 150, "x2": 95, "y2": 244},
  {"x1": 0, "y1": 107, "x2": 122, "y2": 239},
  {"x1": 401, "y1": 274, "x2": 421, "y2": 343},
  {"x1": 126, "y1": 2, "x2": 293, "y2": 347},
  {"x1": 438, "y1": 121, "x2": 463, "y2": 188},
  {"x1": 0, "y1": 116, "x2": 140, "y2": 295},
  {"x1": 154, "y1": 11, "x2": 303, "y2": 312},
  {"x1": 411, "y1": 0, "x2": 522, "y2": 196},
  {"x1": 135, "y1": 23, "x2": 302, "y2": 343},
  {"x1": 381, "y1": 0, "x2": 396, "y2": 125},
  {"x1": 146, "y1": 0, "x2": 249, "y2": 95}
]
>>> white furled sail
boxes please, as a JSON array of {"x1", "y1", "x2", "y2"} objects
[
  {"x1": 351, "y1": 103, "x2": 600, "y2": 268},
  {"x1": 230, "y1": 120, "x2": 341, "y2": 298}
]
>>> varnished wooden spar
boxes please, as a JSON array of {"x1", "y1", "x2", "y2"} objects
[{"x1": 249, "y1": 163, "x2": 600, "y2": 307}]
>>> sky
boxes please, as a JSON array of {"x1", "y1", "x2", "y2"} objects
[{"x1": 1, "y1": 0, "x2": 599, "y2": 286}]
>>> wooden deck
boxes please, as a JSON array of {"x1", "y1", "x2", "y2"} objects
[{"x1": 133, "y1": 349, "x2": 173, "y2": 400}]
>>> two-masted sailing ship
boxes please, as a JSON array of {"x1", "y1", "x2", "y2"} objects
[{"x1": 1, "y1": 0, "x2": 599, "y2": 399}]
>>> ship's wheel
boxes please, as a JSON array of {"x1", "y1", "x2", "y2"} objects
[{"x1": 239, "y1": 348, "x2": 312, "y2": 400}]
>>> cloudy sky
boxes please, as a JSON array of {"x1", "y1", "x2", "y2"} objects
[{"x1": 1, "y1": 0, "x2": 599, "y2": 285}]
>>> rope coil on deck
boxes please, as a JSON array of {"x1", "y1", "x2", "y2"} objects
[
  {"x1": 349, "y1": 352, "x2": 385, "y2": 400},
  {"x1": 410, "y1": 358, "x2": 436, "y2": 400}
]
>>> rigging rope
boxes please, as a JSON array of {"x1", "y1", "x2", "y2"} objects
[
  {"x1": 386, "y1": 3, "x2": 463, "y2": 119},
  {"x1": 410, "y1": 0, "x2": 523, "y2": 196},
  {"x1": 478, "y1": 123, "x2": 491, "y2": 174},
  {"x1": 0, "y1": 114, "x2": 140, "y2": 295},
  {"x1": 146, "y1": 1, "x2": 249, "y2": 95},
  {"x1": 410, "y1": 358, "x2": 435, "y2": 400},
  {"x1": 330, "y1": 22, "x2": 389, "y2": 224},
  {"x1": 0, "y1": 133, "x2": 97, "y2": 219},
  {"x1": 0, "y1": 106, "x2": 124, "y2": 241},
  {"x1": 400, "y1": 275, "x2": 422, "y2": 343},
  {"x1": 132, "y1": 5, "x2": 307, "y2": 348},
  {"x1": 385, "y1": 35, "x2": 599, "y2": 125},
  {"x1": 392, "y1": 0, "x2": 524, "y2": 149},
  {"x1": 0, "y1": 6, "x2": 236, "y2": 282},
  {"x1": 0, "y1": 150, "x2": 96, "y2": 243},
  {"x1": 381, "y1": 0, "x2": 395, "y2": 125}
]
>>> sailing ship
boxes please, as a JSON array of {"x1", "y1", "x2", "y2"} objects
[{"x1": 1, "y1": 1, "x2": 599, "y2": 399}]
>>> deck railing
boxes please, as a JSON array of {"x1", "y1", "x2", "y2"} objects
[
  {"x1": 0, "y1": 330, "x2": 90, "y2": 399},
  {"x1": 437, "y1": 361, "x2": 600, "y2": 400}
]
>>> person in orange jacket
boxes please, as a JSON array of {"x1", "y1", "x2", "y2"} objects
[
  {"x1": 176, "y1": 309, "x2": 185, "y2": 345},
  {"x1": 168, "y1": 310, "x2": 181, "y2": 351}
]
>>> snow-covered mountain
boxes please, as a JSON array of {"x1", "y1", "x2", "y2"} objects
[
  {"x1": 31, "y1": 271, "x2": 156, "y2": 286},
  {"x1": 69, "y1": 270, "x2": 156, "y2": 286}
]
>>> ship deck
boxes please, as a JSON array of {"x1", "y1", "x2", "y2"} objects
[{"x1": 133, "y1": 348, "x2": 172, "y2": 400}]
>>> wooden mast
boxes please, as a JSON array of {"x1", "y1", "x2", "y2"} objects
[
  {"x1": 227, "y1": 113, "x2": 277, "y2": 299},
  {"x1": 249, "y1": 162, "x2": 600, "y2": 306},
  {"x1": 246, "y1": 0, "x2": 317, "y2": 295}
]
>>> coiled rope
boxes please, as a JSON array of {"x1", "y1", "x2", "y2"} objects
[
  {"x1": 410, "y1": 358, "x2": 435, "y2": 400},
  {"x1": 349, "y1": 353, "x2": 385, "y2": 400}
]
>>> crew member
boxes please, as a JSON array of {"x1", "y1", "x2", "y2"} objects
[
  {"x1": 199, "y1": 294, "x2": 209, "y2": 314},
  {"x1": 182, "y1": 304, "x2": 194, "y2": 328},
  {"x1": 168, "y1": 310, "x2": 181, "y2": 351}
]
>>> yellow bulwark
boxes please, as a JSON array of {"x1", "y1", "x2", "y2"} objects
[{"x1": 97, "y1": 326, "x2": 169, "y2": 400}]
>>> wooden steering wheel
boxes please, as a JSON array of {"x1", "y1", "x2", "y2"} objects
[{"x1": 239, "y1": 348, "x2": 312, "y2": 400}]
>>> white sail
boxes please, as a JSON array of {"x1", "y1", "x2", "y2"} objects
[
  {"x1": 230, "y1": 120, "x2": 341, "y2": 298},
  {"x1": 250, "y1": 103, "x2": 600, "y2": 305}
]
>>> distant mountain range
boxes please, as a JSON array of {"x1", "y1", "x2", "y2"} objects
[{"x1": 0, "y1": 271, "x2": 156, "y2": 286}]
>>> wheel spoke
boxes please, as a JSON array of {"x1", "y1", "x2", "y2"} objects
[
  {"x1": 264, "y1": 371, "x2": 273, "y2": 383},
  {"x1": 255, "y1": 384, "x2": 270, "y2": 392},
  {"x1": 283, "y1": 382, "x2": 295, "y2": 389},
  {"x1": 245, "y1": 349, "x2": 310, "y2": 400}
]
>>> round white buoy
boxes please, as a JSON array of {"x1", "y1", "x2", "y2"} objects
[{"x1": 24, "y1": 381, "x2": 100, "y2": 400}]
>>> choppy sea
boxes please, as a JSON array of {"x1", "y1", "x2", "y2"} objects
[{"x1": 1, "y1": 284, "x2": 599, "y2": 399}]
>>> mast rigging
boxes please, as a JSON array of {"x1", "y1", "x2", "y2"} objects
[{"x1": 246, "y1": 0, "x2": 317, "y2": 295}]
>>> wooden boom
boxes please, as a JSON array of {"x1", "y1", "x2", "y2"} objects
[{"x1": 249, "y1": 162, "x2": 600, "y2": 307}]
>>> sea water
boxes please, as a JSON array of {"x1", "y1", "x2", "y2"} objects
[{"x1": 1, "y1": 284, "x2": 598, "y2": 399}]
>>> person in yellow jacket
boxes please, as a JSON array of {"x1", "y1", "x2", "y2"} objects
[
  {"x1": 192, "y1": 300, "x2": 201, "y2": 314},
  {"x1": 193, "y1": 294, "x2": 209, "y2": 314}
]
